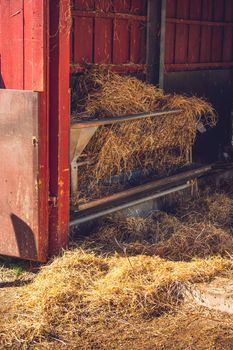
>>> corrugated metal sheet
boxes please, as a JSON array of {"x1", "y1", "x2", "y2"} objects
[
  {"x1": 71, "y1": 0, "x2": 147, "y2": 73},
  {"x1": 165, "y1": 0, "x2": 233, "y2": 72}
]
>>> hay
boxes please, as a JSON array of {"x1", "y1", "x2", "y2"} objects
[
  {"x1": 72, "y1": 69, "x2": 217, "y2": 202},
  {"x1": 206, "y1": 193, "x2": 233, "y2": 227},
  {"x1": 154, "y1": 222, "x2": 233, "y2": 261},
  {"x1": 82, "y1": 212, "x2": 233, "y2": 261},
  {"x1": 1, "y1": 186, "x2": 233, "y2": 348},
  {"x1": 82, "y1": 212, "x2": 182, "y2": 254},
  {"x1": 0, "y1": 250, "x2": 231, "y2": 348},
  {"x1": 174, "y1": 192, "x2": 233, "y2": 229}
]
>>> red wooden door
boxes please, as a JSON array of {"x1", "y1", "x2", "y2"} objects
[{"x1": 0, "y1": 1, "x2": 48, "y2": 261}]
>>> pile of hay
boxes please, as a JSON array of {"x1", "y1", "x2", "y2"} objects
[
  {"x1": 174, "y1": 192, "x2": 233, "y2": 229},
  {"x1": 82, "y1": 211, "x2": 233, "y2": 260},
  {"x1": 0, "y1": 250, "x2": 231, "y2": 348},
  {"x1": 1, "y1": 187, "x2": 233, "y2": 348},
  {"x1": 82, "y1": 212, "x2": 182, "y2": 254},
  {"x1": 72, "y1": 69, "x2": 217, "y2": 202}
]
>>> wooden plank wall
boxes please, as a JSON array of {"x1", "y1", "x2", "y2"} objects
[
  {"x1": 71, "y1": 0, "x2": 147, "y2": 73},
  {"x1": 165, "y1": 0, "x2": 233, "y2": 72},
  {"x1": 0, "y1": 0, "x2": 45, "y2": 90}
]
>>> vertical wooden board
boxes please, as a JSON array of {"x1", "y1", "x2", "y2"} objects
[
  {"x1": 223, "y1": 28, "x2": 233, "y2": 61},
  {"x1": 10, "y1": 0, "x2": 24, "y2": 89},
  {"x1": 0, "y1": 2, "x2": 3, "y2": 88},
  {"x1": 175, "y1": 0, "x2": 189, "y2": 64},
  {"x1": 131, "y1": 0, "x2": 147, "y2": 15},
  {"x1": 213, "y1": 0, "x2": 224, "y2": 20},
  {"x1": 130, "y1": 22, "x2": 146, "y2": 63},
  {"x1": 74, "y1": 0, "x2": 95, "y2": 10},
  {"x1": 200, "y1": 0, "x2": 213, "y2": 62},
  {"x1": 225, "y1": 0, "x2": 233, "y2": 21},
  {"x1": 200, "y1": 26, "x2": 212, "y2": 62},
  {"x1": 0, "y1": 0, "x2": 24, "y2": 89},
  {"x1": 74, "y1": 17, "x2": 93, "y2": 63},
  {"x1": 211, "y1": 27, "x2": 223, "y2": 62},
  {"x1": 188, "y1": 0, "x2": 201, "y2": 63},
  {"x1": 24, "y1": 1, "x2": 33, "y2": 89},
  {"x1": 223, "y1": 0, "x2": 233, "y2": 62},
  {"x1": 166, "y1": 0, "x2": 176, "y2": 17},
  {"x1": 0, "y1": 0, "x2": 45, "y2": 91},
  {"x1": 211, "y1": 0, "x2": 224, "y2": 62},
  {"x1": 165, "y1": 23, "x2": 175, "y2": 64},
  {"x1": 113, "y1": 19, "x2": 130, "y2": 63},
  {"x1": 24, "y1": 0, "x2": 45, "y2": 91},
  {"x1": 95, "y1": 0, "x2": 113, "y2": 11},
  {"x1": 202, "y1": 0, "x2": 213, "y2": 19},
  {"x1": 94, "y1": 18, "x2": 112, "y2": 63},
  {"x1": 31, "y1": 0, "x2": 45, "y2": 91},
  {"x1": 113, "y1": 0, "x2": 130, "y2": 13},
  {"x1": 165, "y1": 0, "x2": 176, "y2": 65},
  {"x1": 49, "y1": 0, "x2": 70, "y2": 256}
]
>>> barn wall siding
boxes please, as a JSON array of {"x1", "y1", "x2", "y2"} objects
[
  {"x1": 165, "y1": 0, "x2": 233, "y2": 72},
  {"x1": 0, "y1": 0, "x2": 45, "y2": 90},
  {"x1": 71, "y1": 0, "x2": 148, "y2": 73}
]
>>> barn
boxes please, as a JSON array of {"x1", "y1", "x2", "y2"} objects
[{"x1": 0, "y1": 0, "x2": 232, "y2": 261}]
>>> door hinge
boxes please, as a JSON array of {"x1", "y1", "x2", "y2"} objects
[{"x1": 48, "y1": 195, "x2": 58, "y2": 207}]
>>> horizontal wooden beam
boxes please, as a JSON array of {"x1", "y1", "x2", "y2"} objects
[
  {"x1": 70, "y1": 63, "x2": 147, "y2": 74},
  {"x1": 72, "y1": 10, "x2": 147, "y2": 22},
  {"x1": 167, "y1": 18, "x2": 233, "y2": 27},
  {"x1": 165, "y1": 62, "x2": 233, "y2": 71}
]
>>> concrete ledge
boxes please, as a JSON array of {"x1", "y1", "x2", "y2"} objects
[{"x1": 185, "y1": 277, "x2": 233, "y2": 314}]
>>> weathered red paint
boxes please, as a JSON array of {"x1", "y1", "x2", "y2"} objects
[
  {"x1": 165, "y1": 0, "x2": 233, "y2": 71},
  {"x1": 0, "y1": 0, "x2": 45, "y2": 91},
  {"x1": 188, "y1": 0, "x2": 202, "y2": 63},
  {"x1": 49, "y1": 0, "x2": 70, "y2": 257},
  {"x1": 0, "y1": 90, "x2": 48, "y2": 262},
  {"x1": 72, "y1": 0, "x2": 147, "y2": 70},
  {"x1": 0, "y1": 0, "x2": 49, "y2": 261}
]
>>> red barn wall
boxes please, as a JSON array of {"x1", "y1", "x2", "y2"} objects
[
  {"x1": 165, "y1": 0, "x2": 233, "y2": 72},
  {"x1": 0, "y1": 0, "x2": 45, "y2": 90},
  {"x1": 71, "y1": 0, "x2": 148, "y2": 74}
]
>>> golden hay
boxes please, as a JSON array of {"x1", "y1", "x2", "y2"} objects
[
  {"x1": 82, "y1": 212, "x2": 233, "y2": 261},
  {"x1": 153, "y1": 222, "x2": 233, "y2": 261},
  {"x1": 174, "y1": 192, "x2": 233, "y2": 229},
  {"x1": 2, "y1": 186, "x2": 233, "y2": 348},
  {"x1": 206, "y1": 193, "x2": 233, "y2": 227},
  {"x1": 0, "y1": 250, "x2": 231, "y2": 349},
  {"x1": 72, "y1": 69, "x2": 217, "y2": 201},
  {"x1": 82, "y1": 212, "x2": 182, "y2": 254}
]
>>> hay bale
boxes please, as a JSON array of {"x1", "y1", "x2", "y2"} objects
[{"x1": 72, "y1": 69, "x2": 217, "y2": 201}]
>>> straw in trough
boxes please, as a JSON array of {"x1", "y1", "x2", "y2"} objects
[{"x1": 72, "y1": 69, "x2": 217, "y2": 202}]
